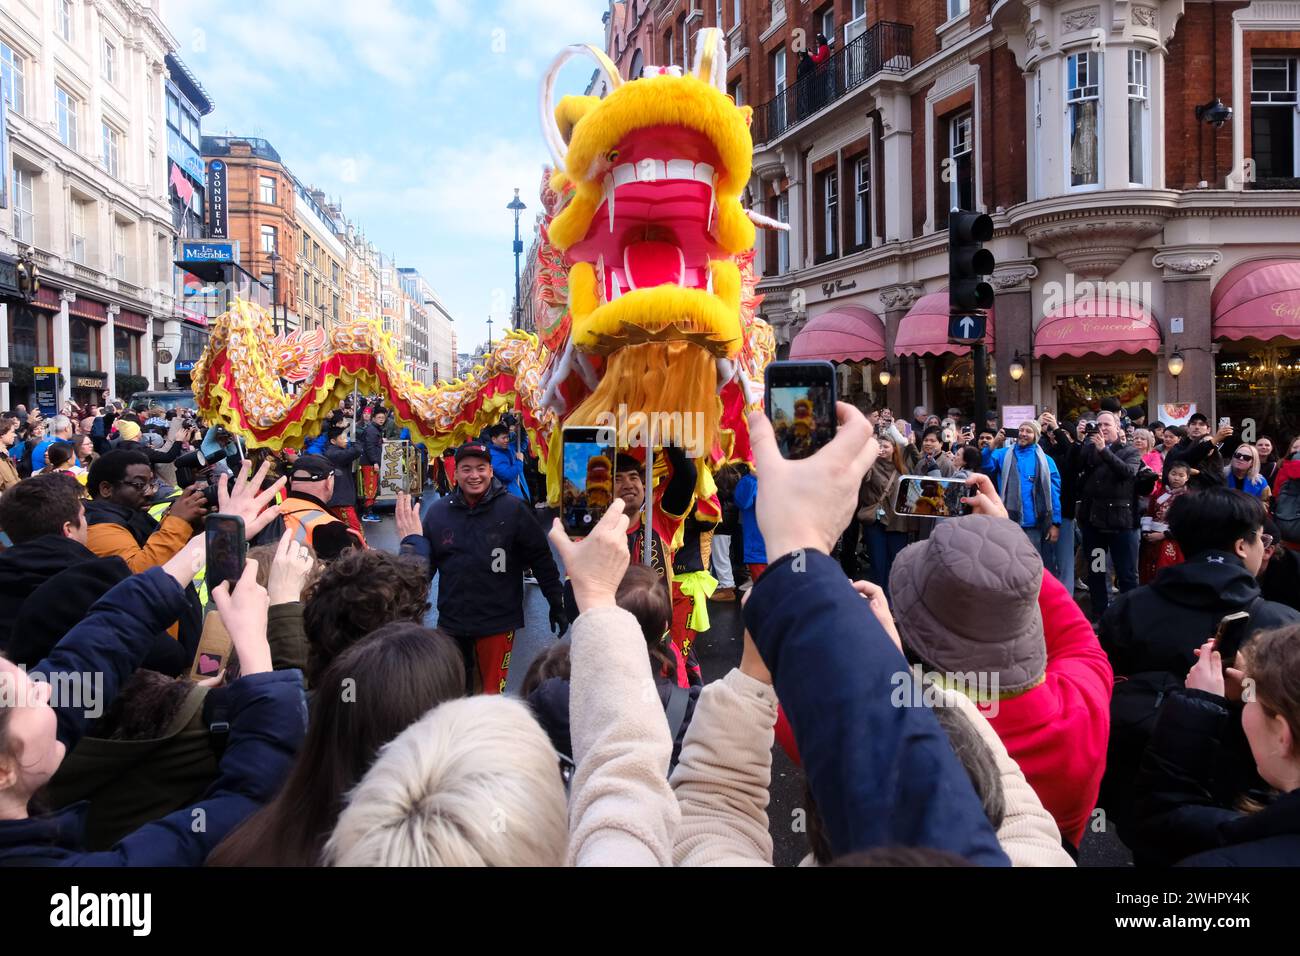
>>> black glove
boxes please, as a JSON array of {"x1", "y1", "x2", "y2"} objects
[{"x1": 549, "y1": 605, "x2": 570, "y2": 636}]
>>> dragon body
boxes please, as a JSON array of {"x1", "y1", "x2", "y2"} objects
[{"x1": 193, "y1": 27, "x2": 774, "y2": 526}]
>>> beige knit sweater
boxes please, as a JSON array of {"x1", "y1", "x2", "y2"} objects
[
  {"x1": 669, "y1": 671, "x2": 1074, "y2": 866},
  {"x1": 566, "y1": 604, "x2": 680, "y2": 866}
]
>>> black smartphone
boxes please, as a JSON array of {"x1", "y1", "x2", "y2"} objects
[
  {"x1": 205, "y1": 513, "x2": 247, "y2": 592},
  {"x1": 893, "y1": 475, "x2": 971, "y2": 519},
  {"x1": 764, "y1": 360, "x2": 837, "y2": 460},
  {"x1": 561, "y1": 426, "x2": 616, "y2": 538}
]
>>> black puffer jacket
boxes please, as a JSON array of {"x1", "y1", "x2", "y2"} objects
[
  {"x1": 1078, "y1": 438, "x2": 1141, "y2": 531},
  {"x1": 360, "y1": 422, "x2": 384, "y2": 467},
  {"x1": 1100, "y1": 551, "x2": 1300, "y2": 678},
  {"x1": 400, "y1": 479, "x2": 564, "y2": 638},
  {"x1": 1134, "y1": 688, "x2": 1300, "y2": 867}
]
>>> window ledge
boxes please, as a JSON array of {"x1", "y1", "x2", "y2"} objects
[
  {"x1": 937, "y1": 11, "x2": 972, "y2": 49},
  {"x1": 759, "y1": 13, "x2": 787, "y2": 45}
]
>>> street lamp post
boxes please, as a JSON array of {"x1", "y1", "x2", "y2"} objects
[
  {"x1": 507, "y1": 188, "x2": 527, "y2": 330},
  {"x1": 486, "y1": 315, "x2": 494, "y2": 351}
]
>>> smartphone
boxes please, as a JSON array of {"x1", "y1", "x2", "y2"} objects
[
  {"x1": 764, "y1": 360, "x2": 837, "y2": 460},
  {"x1": 561, "y1": 427, "x2": 615, "y2": 538},
  {"x1": 1219, "y1": 417, "x2": 1231, "y2": 430},
  {"x1": 893, "y1": 475, "x2": 971, "y2": 519},
  {"x1": 205, "y1": 513, "x2": 247, "y2": 592},
  {"x1": 1211, "y1": 610, "x2": 1252, "y2": 664}
]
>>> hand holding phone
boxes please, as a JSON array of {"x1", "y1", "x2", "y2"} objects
[
  {"x1": 764, "y1": 360, "x2": 838, "y2": 460},
  {"x1": 560, "y1": 427, "x2": 616, "y2": 538},
  {"x1": 205, "y1": 513, "x2": 247, "y2": 593},
  {"x1": 893, "y1": 475, "x2": 972, "y2": 519}
]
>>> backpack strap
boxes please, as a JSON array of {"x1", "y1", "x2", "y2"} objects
[
  {"x1": 201, "y1": 688, "x2": 232, "y2": 760},
  {"x1": 664, "y1": 685, "x2": 690, "y2": 743}
]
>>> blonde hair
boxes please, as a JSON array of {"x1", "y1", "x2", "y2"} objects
[
  {"x1": 324, "y1": 696, "x2": 568, "y2": 867},
  {"x1": 1133, "y1": 428, "x2": 1154, "y2": 450},
  {"x1": 1231, "y1": 442, "x2": 1261, "y2": 481}
]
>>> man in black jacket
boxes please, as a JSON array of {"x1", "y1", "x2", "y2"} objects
[
  {"x1": 359, "y1": 408, "x2": 386, "y2": 523},
  {"x1": 322, "y1": 424, "x2": 364, "y2": 539},
  {"x1": 1163, "y1": 412, "x2": 1232, "y2": 490},
  {"x1": 1097, "y1": 488, "x2": 1300, "y2": 844},
  {"x1": 1078, "y1": 410, "x2": 1142, "y2": 619},
  {"x1": 401, "y1": 441, "x2": 566, "y2": 694}
]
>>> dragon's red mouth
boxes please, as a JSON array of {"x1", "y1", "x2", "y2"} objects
[{"x1": 567, "y1": 126, "x2": 726, "y2": 303}]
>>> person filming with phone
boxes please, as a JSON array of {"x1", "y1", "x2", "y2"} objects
[
  {"x1": 1077, "y1": 411, "x2": 1142, "y2": 620},
  {"x1": 1163, "y1": 412, "x2": 1231, "y2": 491},
  {"x1": 981, "y1": 421, "x2": 1062, "y2": 578}
]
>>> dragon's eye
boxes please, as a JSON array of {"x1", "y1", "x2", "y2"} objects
[{"x1": 606, "y1": 149, "x2": 621, "y2": 164}]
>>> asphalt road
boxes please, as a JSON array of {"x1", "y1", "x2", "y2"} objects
[{"x1": 366, "y1": 494, "x2": 1128, "y2": 867}]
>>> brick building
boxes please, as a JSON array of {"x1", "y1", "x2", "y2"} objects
[
  {"x1": 600, "y1": 0, "x2": 1300, "y2": 440},
  {"x1": 200, "y1": 136, "x2": 299, "y2": 334}
]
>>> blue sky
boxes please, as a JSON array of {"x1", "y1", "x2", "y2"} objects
[{"x1": 160, "y1": 0, "x2": 608, "y2": 354}]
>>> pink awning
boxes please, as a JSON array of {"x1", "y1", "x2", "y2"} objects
[
  {"x1": 789, "y1": 305, "x2": 886, "y2": 362},
  {"x1": 1034, "y1": 298, "x2": 1160, "y2": 358},
  {"x1": 1212, "y1": 258, "x2": 1300, "y2": 343},
  {"x1": 894, "y1": 291, "x2": 996, "y2": 357}
]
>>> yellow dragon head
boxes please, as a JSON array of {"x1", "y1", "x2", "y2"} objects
[
  {"x1": 541, "y1": 29, "x2": 755, "y2": 358},
  {"x1": 534, "y1": 28, "x2": 774, "y2": 507}
]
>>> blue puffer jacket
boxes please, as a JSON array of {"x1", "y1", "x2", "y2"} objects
[
  {"x1": 489, "y1": 444, "x2": 530, "y2": 502},
  {"x1": 743, "y1": 549, "x2": 1009, "y2": 865},
  {"x1": 0, "y1": 568, "x2": 307, "y2": 866}
]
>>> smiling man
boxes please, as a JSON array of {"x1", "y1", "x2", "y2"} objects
[{"x1": 401, "y1": 441, "x2": 567, "y2": 695}]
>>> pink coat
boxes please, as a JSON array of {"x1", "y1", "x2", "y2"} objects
[{"x1": 977, "y1": 572, "x2": 1114, "y2": 848}]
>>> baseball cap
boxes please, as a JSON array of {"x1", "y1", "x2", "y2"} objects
[
  {"x1": 454, "y1": 442, "x2": 491, "y2": 464},
  {"x1": 291, "y1": 454, "x2": 335, "y2": 481}
]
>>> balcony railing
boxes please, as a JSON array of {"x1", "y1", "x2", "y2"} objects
[{"x1": 753, "y1": 21, "x2": 912, "y2": 145}]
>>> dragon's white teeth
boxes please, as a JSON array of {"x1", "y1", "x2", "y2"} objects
[
  {"x1": 610, "y1": 271, "x2": 622, "y2": 301},
  {"x1": 706, "y1": 266, "x2": 714, "y2": 295},
  {"x1": 695, "y1": 162, "x2": 714, "y2": 185},
  {"x1": 603, "y1": 175, "x2": 616, "y2": 232},
  {"x1": 666, "y1": 158, "x2": 694, "y2": 180},
  {"x1": 612, "y1": 163, "x2": 636, "y2": 187},
  {"x1": 636, "y1": 159, "x2": 666, "y2": 182},
  {"x1": 707, "y1": 174, "x2": 716, "y2": 231}
]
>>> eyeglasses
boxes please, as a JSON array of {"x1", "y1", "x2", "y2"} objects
[
  {"x1": 1233, "y1": 453, "x2": 1253, "y2": 462},
  {"x1": 1261, "y1": 533, "x2": 1275, "y2": 549},
  {"x1": 118, "y1": 477, "x2": 158, "y2": 493}
]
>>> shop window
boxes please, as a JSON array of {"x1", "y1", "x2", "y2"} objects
[
  {"x1": 1053, "y1": 371, "x2": 1149, "y2": 424},
  {"x1": 1216, "y1": 347, "x2": 1300, "y2": 443},
  {"x1": 114, "y1": 328, "x2": 138, "y2": 375},
  {"x1": 939, "y1": 353, "x2": 998, "y2": 419},
  {"x1": 9, "y1": 307, "x2": 40, "y2": 365},
  {"x1": 70, "y1": 317, "x2": 96, "y2": 372}
]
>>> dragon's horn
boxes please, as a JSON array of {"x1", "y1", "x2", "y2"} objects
[
  {"x1": 692, "y1": 27, "x2": 727, "y2": 92},
  {"x1": 540, "y1": 44, "x2": 624, "y2": 168}
]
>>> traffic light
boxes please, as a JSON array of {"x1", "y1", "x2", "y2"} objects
[
  {"x1": 15, "y1": 255, "x2": 40, "y2": 302},
  {"x1": 949, "y1": 209, "x2": 994, "y2": 314}
]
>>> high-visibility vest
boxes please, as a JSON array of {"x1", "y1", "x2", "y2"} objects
[
  {"x1": 148, "y1": 489, "x2": 209, "y2": 606},
  {"x1": 279, "y1": 496, "x2": 342, "y2": 547}
]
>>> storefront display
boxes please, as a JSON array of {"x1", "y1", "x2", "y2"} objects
[
  {"x1": 1216, "y1": 346, "x2": 1300, "y2": 442},
  {"x1": 1054, "y1": 371, "x2": 1149, "y2": 423}
]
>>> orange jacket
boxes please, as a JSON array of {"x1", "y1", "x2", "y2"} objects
[{"x1": 87, "y1": 514, "x2": 194, "y2": 573}]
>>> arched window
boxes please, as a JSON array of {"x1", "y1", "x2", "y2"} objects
[{"x1": 629, "y1": 48, "x2": 645, "y2": 80}]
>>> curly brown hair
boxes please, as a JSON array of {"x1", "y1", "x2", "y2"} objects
[{"x1": 301, "y1": 550, "x2": 431, "y2": 687}]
